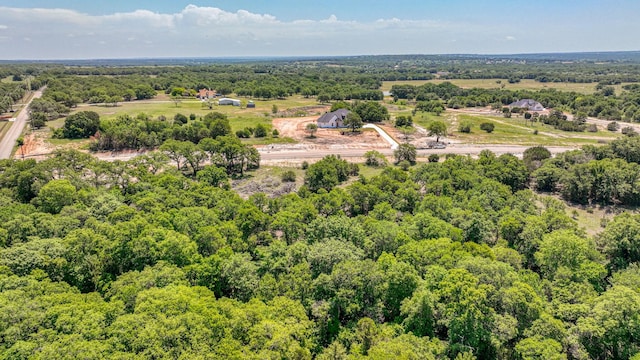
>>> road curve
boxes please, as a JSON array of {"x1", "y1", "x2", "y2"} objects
[
  {"x1": 0, "y1": 87, "x2": 45, "y2": 159},
  {"x1": 363, "y1": 124, "x2": 399, "y2": 150}
]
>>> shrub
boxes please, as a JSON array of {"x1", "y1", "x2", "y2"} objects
[
  {"x1": 254, "y1": 124, "x2": 268, "y2": 138},
  {"x1": 533, "y1": 130, "x2": 539, "y2": 135},
  {"x1": 281, "y1": 170, "x2": 296, "y2": 182},
  {"x1": 621, "y1": 126, "x2": 637, "y2": 137},
  {"x1": 301, "y1": 161, "x2": 309, "y2": 170},
  {"x1": 428, "y1": 154, "x2": 440, "y2": 163},
  {"x1": 398, "y1": 160, "x2": 411, "y2": 171},
  {"x1": 458, "y1": 121, "x2": 473, "y2": 133},
  {"x1": 607, "y1": 121, "x2": 620, "y2": 131},
  {"x1": 272, "y1": 129, "x2": 279, "y2": 138},
  {"x1": 348, "y1": 163, "x2": 360, "y2": 176},
  {"x1": 587, "y1": 124, "x2": 598, "y2": 132},
  {"x1": 236, "y1": 129, "x2": 251, "y2": 138},
  {"x1": 364, "y1": 150, "x2": 387, "y2": 167},
  {"x1": 174, "y1": 113, "x2": 188, "y2": 125},
  {"x1": 189, "y1": 113, "x2": 197, "y2": 121},
  {"x1": 480, "y1": 122, "x2": 495, "y2": 133}
]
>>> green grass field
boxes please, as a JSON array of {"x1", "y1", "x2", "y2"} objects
[
  {"x1": 405, "y1": 111, "x2": 622, "y2": 146},
  {"x1": 47, "y1": 96, "x2": 326, "y2": 147},
  {"x1": 381, "y1": 79, "x2": 633, "y2": 95}
]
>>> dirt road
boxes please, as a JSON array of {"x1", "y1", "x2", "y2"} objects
[
  {"x1": 258, "y1": 143, "x2": 578, "y2": 165},
  {"x1": 0, "y1": 87, "x2": 45, "y2": 159}
]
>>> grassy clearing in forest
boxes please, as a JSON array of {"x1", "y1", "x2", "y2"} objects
[
  {"x1": 57, "y1": 96, "x2": 323, "y2": 146},
  {"x1": 381, "y1": 79, "x2": 632, "y2": 95}
]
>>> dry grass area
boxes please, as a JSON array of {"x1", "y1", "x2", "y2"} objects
[{"x1": 232, "y1": 166, "x2": 304, "y2": 199}]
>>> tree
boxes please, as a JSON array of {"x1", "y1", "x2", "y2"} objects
[
  {"x1": 598, "y1": 213, "x2": 640, "y2": 271},
  {"x1": 204, "y1": 112, "x2": 232, "y2": 138},
  {"x1": 394, "y1": 143, "x2": 417, "y2": 165},
  {"x1": 330, "y1": 101, "x2": 351, "y2": 112},
  {"x1": 33, "y1": 179, "x2": 77, "y2": 214},
  {"x1": 254, "y1": 124, "x2": 268, "y2": 138},
  {"x1": 364, "y1": 150, "x2": 387, "y2": 167},
  {"x1": 427, "y1": 120, "x2": 447, "y2": 143},
  {"x1": 171, "y1": 95, "x2": 182, "y2": 107},
  {"x1": 576, "y1": 286, "x2": 640, "y2": 360},
  {"x1": 160, "y1": 139, "x2": 187, "y2": 170},
  {"x1": 16, "y1": 137, "x2": 24, "y2": 159},
  {"x1": 395, "y1": 115, "x2": 413, "y2": 127},
  {"x1": 271, "y1": 104, "x2": 279, "y2": 114},
  {"x1": 62, "y1": 111, "x2": 100, "y2": 139},
  {"x1": 354, "y1": 101, "x2": 389, "y2": 123},
  {"x1": 480, "y1": 122, "x2": 495, "y2": 133},
  {"x1": 304, "y1": 155, "x2": 350, "y2": 192},
  {"x1": 399, "y1": 126, "x2": 416, "y2": 141},
  {"x1": 173, "y1": 113, "x2": 188, "y2": 125},
  {"x1": 134, "y1": 85, "x2": 156, "y2": 100},
  {"x1": 306, "y1": 123, "x2": 318, "y2": 138},
  {"x1": 523, "y1": 146, "x2": 552, "y2": 172},
  {"x1": 29, "y1": 112, "x2": 47, "y2": 129},
  {"x1": 344, "y1": 112, "x2": 363, "y2": 132}
]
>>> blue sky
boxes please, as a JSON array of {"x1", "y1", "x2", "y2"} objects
[{"x1": 0, "y1": 1, "x2": 638, "y2": 59}]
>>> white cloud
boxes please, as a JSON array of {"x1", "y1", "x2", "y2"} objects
[{"x1": 0, "y1": 4, "x2": 635, "y2": 59}]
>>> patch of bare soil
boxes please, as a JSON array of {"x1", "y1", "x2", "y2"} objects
[
  {"x1": 21, "y1": 132, "x2": 54, "y2": 158},
  {"x1": 271, "y1": 116, "x2": 391, "y2": 150}
]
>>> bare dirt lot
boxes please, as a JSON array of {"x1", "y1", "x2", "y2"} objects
[
  {"x1": 271, "y1": 116, "x2": 393, "y2": 150},
  {"x1": 20, "y1": 132, "x2": 55, "y2": 159}
]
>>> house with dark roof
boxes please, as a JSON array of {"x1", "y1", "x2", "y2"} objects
[
  {"x1": 508, "y1": 99, "x2": 545, "y2": 111},
  {"x1": 317, "y1": 109, "x2": 349, "y2": 128}
]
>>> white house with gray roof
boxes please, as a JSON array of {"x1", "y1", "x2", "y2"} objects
[
  {"x1": 317, "y1": 109, "x2": 349, "y2": 128},
  {"x1": 508, "y1": 99, "x2": 545, "y2": 111}
]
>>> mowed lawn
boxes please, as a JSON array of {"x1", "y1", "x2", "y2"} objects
[
  {"x1": 402, "y1": 110, "x2": 622, "y2": 146},
  {"x1": 381, "y1": 79, "x2": 634, "y2": 95},
  {"x1": 69, "y1": 95, "x2": 322, "y2": 132},
  {"x1": 447, "y1": 114, "x2": 621, "y2": 146}
]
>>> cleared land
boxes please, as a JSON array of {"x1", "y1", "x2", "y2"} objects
[
  {"x1": 20, "y1": 89, "x2": 628, "y2": 160},
  {"x1": 381, "y1": 79, "x2": 630, "y2": 95}
]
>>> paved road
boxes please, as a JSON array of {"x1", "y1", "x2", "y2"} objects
[{"x1": 0, "y1": 87, "x2": 45, "y2": 159}]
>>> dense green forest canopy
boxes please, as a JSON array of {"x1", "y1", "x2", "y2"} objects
[
  {"x1": 1, "y1": 139, "x2": 640, "y2": 358},
  {"x1": 2, "y1": 54, "x2": 640, "y2": 359}
]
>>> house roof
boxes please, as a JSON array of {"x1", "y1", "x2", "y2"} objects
[
  {"x1": 317, "y1": 109, "x2": 349, "y2": 123},
  {"x1": 509, "y1": 99, "x2": 544, "y2": 109},
  {"x1": 197, "y1": 89, "x2": 216, "y2": 97}
]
